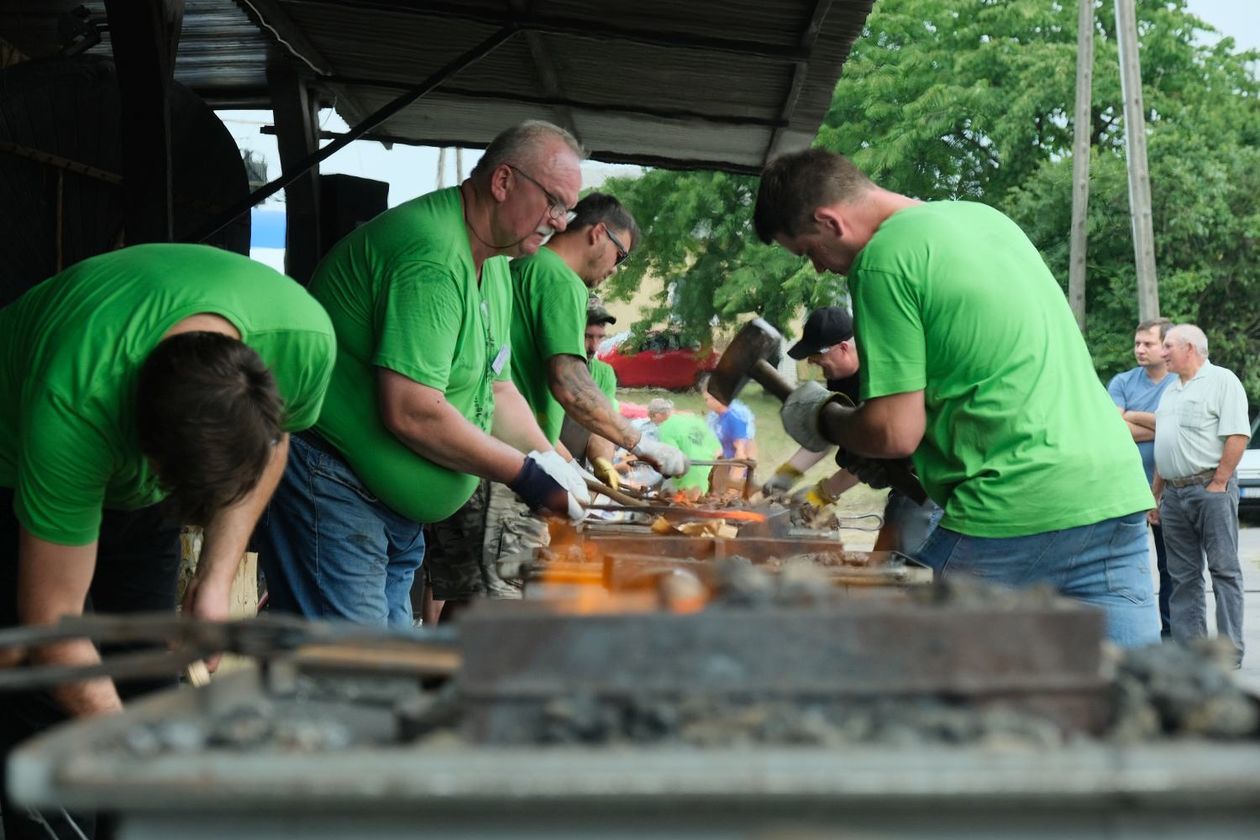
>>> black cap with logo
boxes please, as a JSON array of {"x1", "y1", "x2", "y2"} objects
[{"x1": 787, "y1": 306, "x2": 854, "y2": 360}]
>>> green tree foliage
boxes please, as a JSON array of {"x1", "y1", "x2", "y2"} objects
[{"x1": 599, "y1": 0, "x2": 1258, "y2": 403}]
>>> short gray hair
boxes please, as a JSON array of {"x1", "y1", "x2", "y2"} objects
[
  {"x1": 1168, "y1": 323, "x2": 1209, "y2": 358},
  {"x1": 471, "y1": 120, "x2": 584, "y2": 179},
  {"x1": 647, "y1": 398, "x2": 674, "y2": 416}
]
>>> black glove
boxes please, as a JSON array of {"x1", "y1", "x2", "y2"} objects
[
  {"x1": 508, "y1": 457, "x2": 570, "y2": 516},
  {"x1": 835, "y1": 449, "x2": 891, "y2": 490}
]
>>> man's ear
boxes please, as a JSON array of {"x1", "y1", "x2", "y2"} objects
[
  {"x1": 812, "y1": 206, "x2": 846, "y2": 239},
  {"x1": 489, "y1": 165, "x2": 512, "y2": 202}
]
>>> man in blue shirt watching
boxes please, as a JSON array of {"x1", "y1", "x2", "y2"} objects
[
  {"x1": 1108, "y1": 317, "x2": 1175, "y2": 636},
  {"x1": 700, "y1": 373, "x2": 755, "y2": 493}
]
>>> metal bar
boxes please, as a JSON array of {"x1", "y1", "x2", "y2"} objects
[
  {"x1": 766, "y1": 0, "x2": 833, "y2": 159},
  {"x1": 285, "y1": 0, "x2": 810, "y2": 63},
  {"x1": 261, "y1": 125, "x2": 766, "y2": 174},
  {"x1": 0, "y1": 140, "x2": 122, "y2": 184},
  {"x1": 311, "y1": 78, "x2": 788, "y2": 128},
  {"x1": 189, "y1": 26, "x2": 518, "y2": 243}
]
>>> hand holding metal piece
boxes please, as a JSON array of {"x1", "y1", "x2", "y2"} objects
[
  {"x1": 632, "y1": 436, "x2": 690, "y2": 477},
  {"x1": 762, "y1": 463, "x2": 804, "y2": 496},
  {"x1": 780, "y1": 381, "x2": 844, "y2": 452},
  {"x1": 590, "y1": 456, "x2": 620, "y2": 491},
  {"x1": 511, "y1": 450, "x2": 590, "y2": 520}
]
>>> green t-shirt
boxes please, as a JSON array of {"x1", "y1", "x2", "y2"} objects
[
  {"x1": 657, "y1": 412, "x2": 720, "y2": 491},
  {"x1": 0, "y1": 244, "x2": 336, "y2": 545},
  {"x1": 309, "y1": 187, "x2": 513, "y2": 523},
  {"x1": 850, "y1": 201, "x2": 1152, "y2": 537},
  {"x1": 508, "y1": 247, "x2": 588, "y2": 444},
  {"x1": 590, "y1": 358, "x2": 618, "y2": 411}
]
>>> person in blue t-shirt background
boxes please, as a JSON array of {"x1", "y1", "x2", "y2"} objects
[
  {"x1": 1108, "y1": 317, "x2": 1176, "y2": 637},
  {"x1": 700, "y1": 373, "x2": 756, "y2": 493}
]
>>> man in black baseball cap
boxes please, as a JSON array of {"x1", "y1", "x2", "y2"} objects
[
  {"x1": 768, "y1": 305, "x2": 941, "y2": 554},
  {"x1": 787, "y1": 306, "x2": 854, "y2": 362}
]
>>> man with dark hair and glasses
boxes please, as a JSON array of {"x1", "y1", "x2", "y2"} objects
[
  {"x1": 423, "y1": 193, "x2": 688, "y2": 618},
  {"x1": 259, "y1": 120, "x2": 593, "y2": 628}
]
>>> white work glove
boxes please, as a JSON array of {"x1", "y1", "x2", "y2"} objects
[
  {"x1": 632, "y1": 436, "x2": 690, "y2": 477},
  {"x1": 508, "y1": 450, "x2": 590, "y2": 521},
  {"x1": 780, "y1": 381, "x2": 835, "y2": 453}
]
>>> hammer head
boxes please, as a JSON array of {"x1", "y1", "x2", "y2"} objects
[{"x1": 707, "y1": 318, "x2": 783, "y2": 405}]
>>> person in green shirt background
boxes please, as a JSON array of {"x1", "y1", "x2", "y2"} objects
[
  {"x1": 424, "y1": 195, "x2": 686, "y2": 618},
  {"x1": 753, "y1": 148, "x2": 1158, "y2": 647},
  {"x1": 0, "y1": 244, "x2": 335, "y2": 839},
  {"x1": 651, "y1": 399, "x2": 721, "y2": 499},
  {"x1": 258, "y1": 121, "x2": 592, "y2": 630}
]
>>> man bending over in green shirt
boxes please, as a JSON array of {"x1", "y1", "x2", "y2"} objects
[
  {"x1": 751, "y1": 149, "x2": 1159, "y2": 647},
  {"x1": 0, "y1": 244, "x2": 335, "y2": 839}
]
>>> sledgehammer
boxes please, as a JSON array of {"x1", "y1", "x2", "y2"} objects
[{"x1": 708, "y1": 319, "x2": 926, "y2": 504}]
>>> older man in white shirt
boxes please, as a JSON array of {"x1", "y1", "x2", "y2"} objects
[{"x1": 1151, "y1": 324, "x2": 1251, "y2": 666}]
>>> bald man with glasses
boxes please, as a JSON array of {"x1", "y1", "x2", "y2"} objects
[
  {"x1": 258, "y1": 120, "x2": 592, "y2": 627},
  {"x1": 423, "y1": 193, "x2": 688, "y2": 618}
]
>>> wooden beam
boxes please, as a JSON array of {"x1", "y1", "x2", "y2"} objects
[
  {"x1": 1114, "y1": 0, "x2": 1160, "y2": 320},
  {"x1": 235, "y1": 0, "x2": 373, "y2": 129},
  {"x1": 193, "y1": 27, "x2": 517, "y2": 243},
  {"x1": 1068, "y1": 0, "x2": 1094, "y2": 332},
  {"x1": 268, "y1": 53, "x2": 322, "y2": 284},
  {"x1": 103, "y1": 0, "x2": 184, "y2": 243}
]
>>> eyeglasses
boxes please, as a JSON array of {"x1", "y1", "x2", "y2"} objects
[
  {"x1": 604, "y1": 224, "x2": 629, "y2": 266},
  {"x1": 505, "y1": 163, "x2": 576, "y2": 224}
]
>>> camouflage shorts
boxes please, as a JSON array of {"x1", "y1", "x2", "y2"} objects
[{"x1": 424, "y1": 480, "x2": 549, "y2": 600}]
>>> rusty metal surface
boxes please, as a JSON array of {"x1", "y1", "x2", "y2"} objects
[{"x1": 456, "y1": 601, "x2": 1110, "y2": 740}]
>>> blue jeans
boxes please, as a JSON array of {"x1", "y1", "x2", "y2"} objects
[
  {"x1": 258, "y1": 434, "x2": 425, "y2": 627},
  {"x1": 916, "y1": 511, "x2": 1160, "y2": 648}
]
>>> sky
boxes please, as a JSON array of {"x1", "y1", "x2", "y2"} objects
[{"x1": 223, "y1": 0, "x2": 1258, "y2": 222}]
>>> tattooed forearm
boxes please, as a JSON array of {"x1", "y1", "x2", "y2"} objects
[{"x1": 549, "y1": 355, "x2": 639, "y2": 449}]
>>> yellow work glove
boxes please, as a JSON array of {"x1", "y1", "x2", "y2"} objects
[
  {"x1": 762, "y1": 463, "x2": 803, "y2": 496},
  {"x1": 591, "y1": 457, "x2": 620, "y2": 491},
  {"x1": 795, "y1": 480, "x2": 838, "y2": 510}
]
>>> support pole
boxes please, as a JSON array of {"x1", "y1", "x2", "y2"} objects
[
  {"x1": 1068, "y1": 0, "x2": 1094, "y2": 333},
  {"x1": 268, "y1": 54, "x2": 322, "y2": 284},
  {"x1": 103, "y1": 0, "x2": 183, "y2": 244},
  {"x1": 1114, "y1": 0, "x2": 1159, "y2": 320}
]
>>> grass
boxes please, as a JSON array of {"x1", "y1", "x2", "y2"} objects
[{"x1": 616, "y1": 381, "x2": 889, "y2": 548}]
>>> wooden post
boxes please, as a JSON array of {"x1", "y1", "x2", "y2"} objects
[
  {"x1": 1068, "y1": 0, "x2": 1094, "y2": 333},
  {"x1": 437, "y1": 147, "x2": 447, "y2": 188},
  {"x1": 269, "y1": 53, "x2": 322, "y2": 284},
  {"x1": 1114, "y1": 0, "x2": 1160, "y2": 320},
  {"x1": 103, "y1": 0, "x2": 183, "y2": 244}
]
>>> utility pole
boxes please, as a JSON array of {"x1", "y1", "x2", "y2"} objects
[
  {"x1": 455, "y1": 147, "x2": 464, "y2": 181},
  {"x1": 437, "y1": 147, "x2": 447, "y2": 188},
  {"x1": 1114, "y1": 0, "x2": 1160, "y2": 320},
  {"x1": 1068, "y1": 0, "x2": 1094, "y2": 333}
]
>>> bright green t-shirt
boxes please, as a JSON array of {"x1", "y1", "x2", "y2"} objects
[
  {"x1": 0, "y1": 244, "x2": 336, "y2": 545},
  {"x1": 657, "y1": 412, "x2": 720, "y2": 492},
  {"x1": 309, "y1": 187, "x2": 513, "y2": 523},
  {"x1": 508, "y1": 247, "x2": 588, "y2": 444},
  {"x1": 590, "y1": 358, "x2": 618, "y2": 411},
  {"x1": 850, "y1": 201, "x2": 1152, "y2": 537}
]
